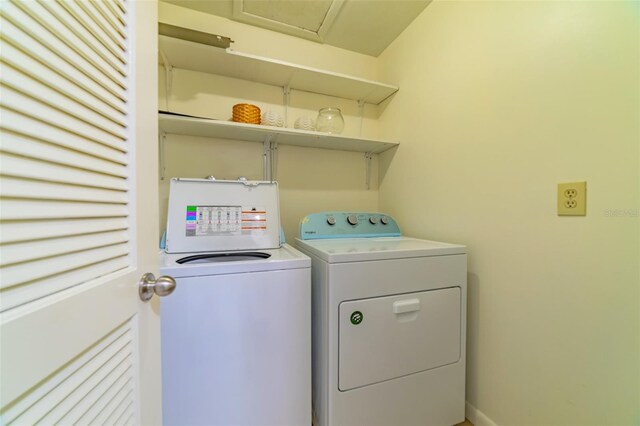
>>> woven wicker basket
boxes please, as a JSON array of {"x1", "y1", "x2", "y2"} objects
[{"x1": 232, "y1": 103, "x2": 261, "y2": 124}]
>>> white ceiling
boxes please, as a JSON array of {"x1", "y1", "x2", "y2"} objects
[{"x1": 161, "y1": 0, "x2": 431, "y2": 57}]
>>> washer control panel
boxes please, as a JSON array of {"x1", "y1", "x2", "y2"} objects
[{"x1": 299, "y1": 212, "x2": 401, "y2": 240}]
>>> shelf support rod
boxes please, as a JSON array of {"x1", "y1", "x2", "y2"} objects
[
  {"x1": 263, "y1": 135, "x2": 272, "y2": 181},
  {"x1": 283, "y1": 85, "x2": 291, "y2": 128},
  {"x1": 357, "y1": 99, "x2": 365, "y2": 137},
  {"x1": 263, "y1": 134, "x2": 278, "y2": 182},
  {"x1": 159, "y1": 131, "x2": 167, "y2": 181},
  {"x1": 271, "y1": 140, "x2": 278, "y2": 182},
  {"x1": 364, "y1": 152, "x2": 373, "y2": 190}
]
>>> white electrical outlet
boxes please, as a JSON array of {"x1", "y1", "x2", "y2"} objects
[{"x1": 558, "y1": 181, "x2": 586, "y2": 216}]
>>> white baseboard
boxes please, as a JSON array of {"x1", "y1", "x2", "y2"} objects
[{"x1": 465, "y1": 401, "x2": 498, "y2": 426}]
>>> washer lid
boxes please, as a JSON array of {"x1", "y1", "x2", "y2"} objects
[
  {"x1": 165, "y1": 178, "x2": 281, "y2": 253},
  {"x1": 295, "y1": 236, "x2": 466, "y2": 263}
]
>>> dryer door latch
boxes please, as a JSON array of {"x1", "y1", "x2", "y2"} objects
[{"x1": 393, "y1": 298, "x2": 421, "y2": 314}]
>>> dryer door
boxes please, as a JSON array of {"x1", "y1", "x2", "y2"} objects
[{"x1": 338, "y1": 287, "x2": 461, "y2": 391}]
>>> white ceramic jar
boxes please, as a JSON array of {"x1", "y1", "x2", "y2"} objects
[
  {"x1": 261, "y1": 110, "x2": 284, "y2": 127},
  {"x1": 294, "y1": 116, "x2": 315, "y2": 131}
]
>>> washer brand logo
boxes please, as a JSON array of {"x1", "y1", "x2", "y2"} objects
[{"x1": 350, "y1": 311, "x2": 363, "y2": 325}]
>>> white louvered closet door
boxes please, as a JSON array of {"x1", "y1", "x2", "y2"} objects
[{"x1": 0, "y1": 0, "x2": 161, "y2": 425}]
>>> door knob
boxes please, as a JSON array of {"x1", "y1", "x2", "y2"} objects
[{"x1": 138, "y1": 272, "x2": 176, "y2": 301}]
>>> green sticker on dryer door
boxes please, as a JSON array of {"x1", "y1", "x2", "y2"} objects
[{"x1": 350, "y1": 311, "x2": 363, "y2": 325}]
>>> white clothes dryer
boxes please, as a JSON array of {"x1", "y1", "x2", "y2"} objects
[
  {"x1": 295, "y1": 212, "x2": 467, "y2": 426},
  {"x1": 160, "y1": 179, "x2": 311, "y2": 426}
]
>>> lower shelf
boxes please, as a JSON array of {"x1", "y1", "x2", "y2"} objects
[{"x1": 158, "y1": 112, "x2": 399, "y2": 154}]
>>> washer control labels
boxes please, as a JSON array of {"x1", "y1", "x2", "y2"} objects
[
  {"x1": 241, "y1": 207, "x2": 267, "y2": 233},
  {"x1": 185, "y1": 205, "x2": 267, "y2": 236}
]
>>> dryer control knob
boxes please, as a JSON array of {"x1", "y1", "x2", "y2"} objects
[
  {"x1": 327, "y1": 216, "x2": 336, "y2": 226},
  {"x1": 369, "y1": 217, "x2": 378, "y2": 224},
  {"x1": 380, "y1": 216, "x2": 389, "y2": 225},
  {"x1": 347, "y1": 214, "x2": 359, "y2": 226}
]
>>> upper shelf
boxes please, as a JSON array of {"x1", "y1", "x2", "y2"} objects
[
  {"x1": 158, "y1": 35, "x2": 399, "y2": 105},
  {"x1": 159, "y1": 113, "x2": 398, "y2": 154}
]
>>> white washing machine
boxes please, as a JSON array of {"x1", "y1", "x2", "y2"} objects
[
  {"x1": 295, "y1": 212, "x2": 467, "y2": 426},
  {"x1": 160, "y1": 178, "x2": 311, "y2": 426}
]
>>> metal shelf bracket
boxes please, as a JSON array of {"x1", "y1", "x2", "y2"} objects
[{"x1": 159, "y1": 48, "x2": 173, "y2": 111}]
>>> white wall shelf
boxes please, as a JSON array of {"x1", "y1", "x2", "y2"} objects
[
  {"x1": 159, "y1": 113, "x2": 398, "y2": 154},
  {"x1": 159, "y1": 35, "x2": 399, "y2": 105}
]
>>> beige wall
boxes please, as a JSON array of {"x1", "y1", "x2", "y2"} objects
[
  {"x1": 158, "y1": 3, "x2": 381, "y2": 241},
  {"x1": 378, "y1": 1, "x2": 640, "y2": 425}
]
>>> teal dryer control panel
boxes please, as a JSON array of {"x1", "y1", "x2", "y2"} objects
[{"x1": 299, "y1": 212, "x2": 401, "y2": 240}]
